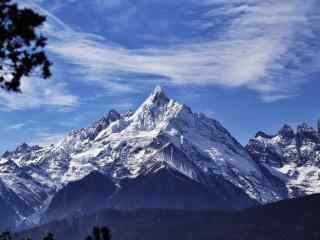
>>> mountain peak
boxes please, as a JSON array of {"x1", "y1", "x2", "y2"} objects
[
  {"x1": 14, "y1": 143, "x2": 41, "y2": 154},
  {"x1": 278, "y1": 124, "x2": 294, "y2": 139},
  {"x1": 297, "y1": 123, "x2": 314, "y2": 133},
  {"x1": 105, "y1": 109, "x2": 121, "y2": 121},
  {"x1": 296, "y1": 123, "x2": 319, "y2": 144},
  {"x1": 129, "y1": 86, "x2": 176, "y2": 130},
  {"x1": 17, "y1": 143, "x2": 30, "y2": 150},
  {"x1": 255, "y1": 131, "x2": 274, "y2": 139},
  {"x1": 153, "y1": 85, "x2": 163, "y2": 94},
  {"x1": 147, "y1": 85, "x2": 169, "y2": 105}
]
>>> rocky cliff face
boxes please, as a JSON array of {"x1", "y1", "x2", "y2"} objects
[{"x1": 246, "y1": 123, "x2": 320, "y2": 198}]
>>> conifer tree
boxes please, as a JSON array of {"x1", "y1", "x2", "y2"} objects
[
  {"x1": 100, "y1": 227, "x2": 111, "y2": 240},
  {"x1": 87, "y1": 226, "x2": 112, "y2": 240},
  {"x1": 42, "y1": 232, "x2": 54, "y2": 240},
  {"x1": 0, "y1": 232, "x2": 12, "y2": 240},
  {"x1": 0, "y1": 0, "x2": 51, "y2": 92},
  {"x1": 93, "y1": 227, "x2": 101, "y2": 240}
]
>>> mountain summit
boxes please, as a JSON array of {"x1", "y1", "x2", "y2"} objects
[{"x1": 0, "y1": 87, "x2": 302, "y2": 229}]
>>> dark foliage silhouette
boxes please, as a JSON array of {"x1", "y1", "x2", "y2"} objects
[
  {"x1": 42, "y1": 233, "x2": 55, "y2": 240},
  {"x1": 100, "y1": 227, "x2": 111, "y2": 240},
  {"x1": 0, "y1": 0, "x2": 51, "y2": 92},
  {"x1": 17, "y1": 194, "x2": 320, "y2": 240},
  {"x1": 0, "y1": 232, "x2": 12, "y2": 240},
  {"x1": 0, "y1": 226, "x2": 111, "y2": 240},
  {"x1": 87, "y1": 226, "x2": 111, "y2": 240}
]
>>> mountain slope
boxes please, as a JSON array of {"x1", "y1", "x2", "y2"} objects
[
  {"x1": 42, "y1": 171, "x2": 117, "y2": 224},
  {"x1": 0, "y1": 87, "x2": 291, "y2": 228},
  {"x1": 40, "y1": 146, "x2": 256, "y2": 224},
  {"x1": 0, "y1": 179, "x2": 26, "y2": 230},
  {"x1": 18, "y1": 194, "x2": 320, "y2": 240},
  {"x1": 109, "y1": 161, "x2": 254, "y2": 210}
]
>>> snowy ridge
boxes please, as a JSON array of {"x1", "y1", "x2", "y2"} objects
[
  {"x1": 0, "y1": 86, "x2": 306, "y2": 228},
  {"x1": 246, "y1": 123, "x2": 320, "y2": 197}
]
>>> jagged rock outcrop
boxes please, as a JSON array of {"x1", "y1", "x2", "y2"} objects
[{"x1": 246, "y1": 123, "x2": 320, "y2": 198}]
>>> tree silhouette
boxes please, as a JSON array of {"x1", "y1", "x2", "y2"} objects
[
  {"x1": 0, "y1": 232, "x2": 12, "y2": 240},
  {"x1": 0, "y1": 0, "x2": 51, "y2": 92},
  {"x1": 100, "y1": 227, "x2": 111, "y2": 240},
  {"x1": 0, "y1": 226, "x2": 111, "y2": 240},
  {"x1": 42, "y1": 232, "x2": 55, "y2": 240},
  {"x1": 93, "y1": 227, "x2": 101, "y2": 240},
  {"x1": 87, "y1": 226, "x2": 111, "y2": 240},
  {"x1": 0, "y1": 231, "x2": 34, "y2": 240}
]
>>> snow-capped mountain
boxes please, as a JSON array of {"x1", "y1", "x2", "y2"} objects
[
  {"x1": 0, "y1": 87, "x2": 291, "y2": 229},
  {"x1": 246, "y1": 123, "x2": 320, "y2": 198}
]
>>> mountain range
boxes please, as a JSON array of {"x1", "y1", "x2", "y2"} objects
[{"x1": 1, "y1": 86, "x2": 320, "y2": 231}]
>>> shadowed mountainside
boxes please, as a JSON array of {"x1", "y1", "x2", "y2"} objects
[{"x1": 18, "y1": 193, "x2": 320, "y2": 240}]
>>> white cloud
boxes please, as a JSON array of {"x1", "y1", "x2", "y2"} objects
[
  {"x1": 6, "y1": 123, "x2": 26, "y2": 131},
  {"x1": 16, "y1": 0, "x2": 320, "y2": 102},
  {"x1": 0, "y1": 77, "x2": 79, "y2": 111},
  {"x1": 260, "y1": 94, "x2": 298, "y2": 103}
]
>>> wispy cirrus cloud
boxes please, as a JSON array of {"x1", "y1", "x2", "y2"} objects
[
  {"x1": 6, "y1": 123, "x2": 25, "y2": 131},
  {"x1": 0, "y1": 0, "x2": 79, "y2": 111},
  {"x1": 11, "y1": 0, "x2": 320, "y2": 105},
  {"x1": 0, "y1": 77, "x2": 79, "y2": 111},
  {"x1": 42, "y1": 0, "x2": 320, "y2": 102}
]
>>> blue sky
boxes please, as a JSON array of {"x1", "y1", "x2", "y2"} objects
[{"x1": 0, "y1": 0, "x2": 320, "y2": 153}]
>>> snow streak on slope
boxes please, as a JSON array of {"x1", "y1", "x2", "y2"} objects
[{"x1": 0, "y1": 86, "x2": 287, "y2": 227}]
